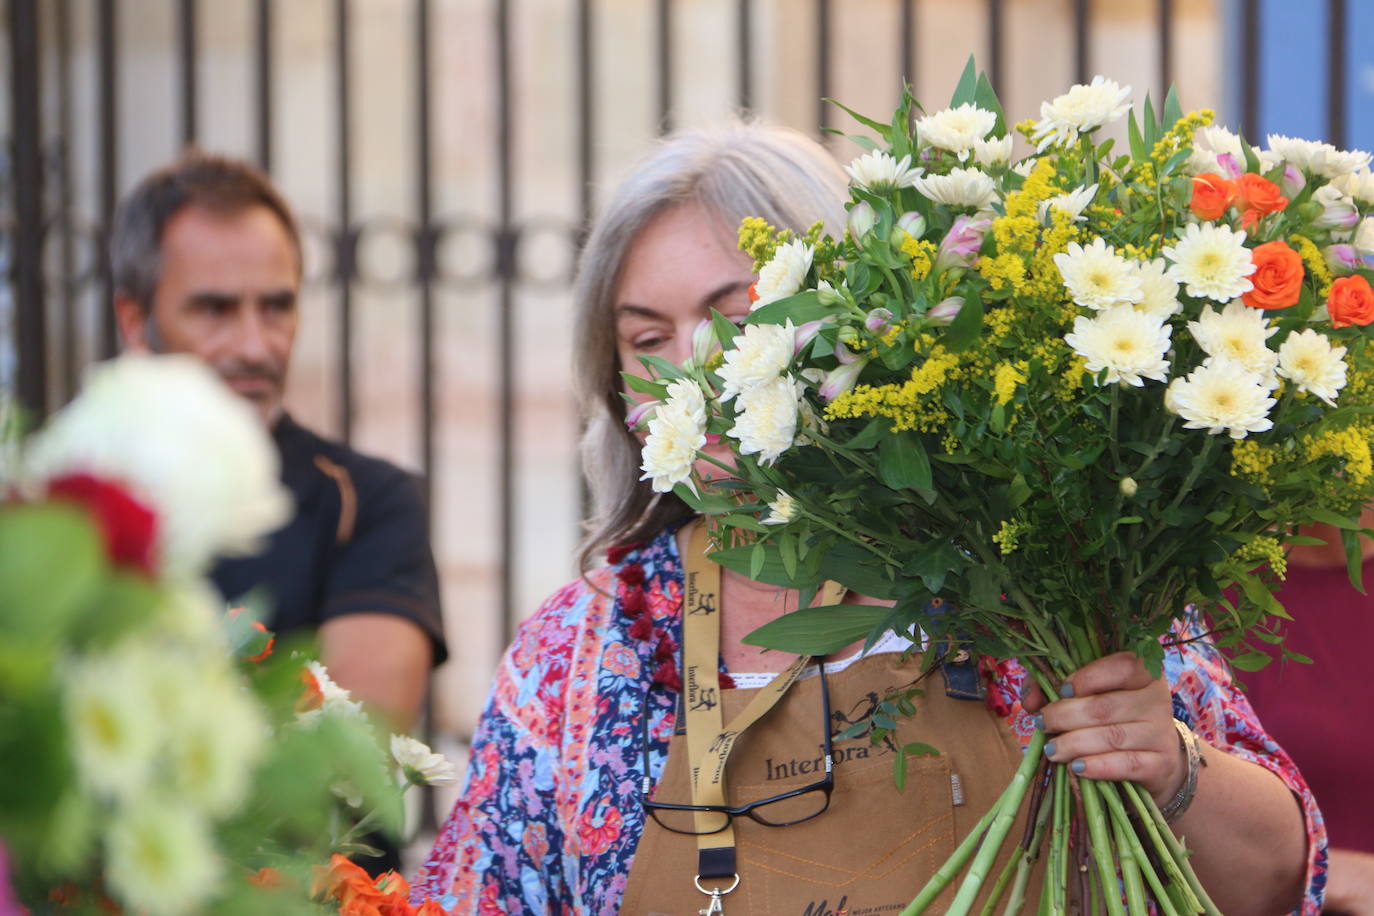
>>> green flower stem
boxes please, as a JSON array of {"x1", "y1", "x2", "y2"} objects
[
  {"x1": 978, "y1": 847, "x2": 1021, "y2": 916},
  {"x1": 1124, "y1": 781, "x2": 1221, "y2": 916},
  {"x1": 899, "y1": 796, "x2": 1002, "y2": 916},
  {"x1": 942, "y1": 729, "x2": 1049, "y2": 916},
  {"x1": 1102, "y1": 784, "x2": 1149, "y2": 916},
  {"x1": 1108, "y1": 386, "x2": 1122, "y2": 472},
  {"x1": 999, "y1": 773, "x2": 1055, "y2": 916},
  {"x1": 1120, "y1": 778, "x2": 1201, "y2": 914},
  {"x1": 1097, "y1": 781, "x2": 1181, "y2": 916},
  {"x1": 1079, "y1": 773, "x2": 1128, "y2": 916},
  {"x1": 1048, "y1": 763, "x2": 1069, "y2": 914}
]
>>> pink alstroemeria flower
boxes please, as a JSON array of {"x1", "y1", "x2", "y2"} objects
[
  {"x1": 624, "y1": 400, "x2": 658, "y2": 430},
  {"x1": 1215, "y1": 152, "x2": 1243, "y2": 179},
  {"x1": 1279, "y1": 164, "x2": 1307, "y2": 198},
  {"x1": 820, "y1": 355, "x2": 869, "y2": 402},
  {"x1": 936, "y1": 216, "x2": 992, "y2": 272},
  {"x1": 793, "y1": 319, "x2": 825, "y2": 355},
  {"x1": 927, "y1": 296, "x2": 965, "y2": 326},
  {"x1": 865, "y1": 308, "x2": 895, "y2": 335}
]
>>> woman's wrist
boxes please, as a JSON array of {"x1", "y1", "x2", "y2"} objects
[{"x1": 1155, "y1": 719, "x2": 1207, "y2": 820}]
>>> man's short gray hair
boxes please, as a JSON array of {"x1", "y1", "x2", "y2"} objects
[
  {"x1": 111, "y1": 150, "x2": 301, "y2": 312},
  {"x1": 574, "y1": 120, "x2": 848, "y2": 569}
]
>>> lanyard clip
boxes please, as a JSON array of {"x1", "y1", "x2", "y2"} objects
[{"x1": 693, "y1": 874, "x2": 739, "y2": 916}]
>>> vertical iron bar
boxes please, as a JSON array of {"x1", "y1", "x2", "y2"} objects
[
  {"x1": 1327, "y1": 0, "x2": 1346, "y2": 148},
  {"x1": 335, "y1": 0, "x2": 354, "y2": 442},
  {"x1": 1240, "y1": 0, "x2": 1259, "y2": 142},
  {"x1": 576, "y1": 0, "x2": 593, "y2": 248},
  {"x1": 179, "y1": 0, "x2": 198, "y2": 146},
  {"x1": 256, "y1": 0, "x2": 273, "y2": 171},
  {"x1": 986, "y1": 0, "x2": 1003, "y2": 98},
  {"x1": 416, "y1": 0, "x2": 435, "y2": 507},
  {"x1": 815, "y1": 0, "x2": 830, "y2": 138},
  {"x1": 1072, "y1": 0, "x2": 1089, "y2": 85},
  {"x1": 495, "y1": 0, "x2": 516, "y2": 649},
  {"x1": 656, "y1": 0, "x2": 672, "y2": 133},
  {"x1": 900, "y1": 0, "x2": 915, "y2": 93},
  {"x1": 10, "y1": 0, "x2": 47, "y2": 416},
  {"x1": 98, "y1": 0, "x2": 119, "y2": 358},
  {"x1": 1157, "y1": 0, "x2": 1173, "y2": 105},
  {"x1": 56, "y1": 0, "x2": 78, "y2": 400},
  {"x1": 736, "y1": 0, "x2": 751, "y2": 114}
]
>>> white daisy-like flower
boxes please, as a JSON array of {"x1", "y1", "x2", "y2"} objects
[
  {"x1": 762, "y1": 490, "x2": 798, "y2": 525},
  {"x1": 1355, "y1": 216, "x2": 1374, "y2": 254},
  {"x1": 1010, "y1": 158, "x2": 1039, "y2": 178},
  {"x1": 716, "y1": 320, "x2": 796, "y2": 400},
  {"x1": 169, "y1": 676, "x2": 265, "y2": 817},
  {"x1": 1038, "y1": 183, "x2": 1098, "y2": 223},
  {"x1": 1132, "y1": 258, "x2": 1182, "y2": 318},
  {"x1": 1166, "y1": 361, "x2": 1276, "y2": 439},
  {"x1": 728, "y1": 376, "x2": 802, "y2": 465},
  {"x1": 973, "y1": 135, "x2": 1015, "y2": 168},
  {"x1": 1276, "y1": 329, "x2": 1347, "y2": 406},
  {"x1": 845, "y1": 150, "x2": 922, "y2": 191},
  {"x1": 1162, "y1": 223, "x2": 1256, "y2": 302},
  {"x1": 1053, "y1": 237, "x2": 1144, "y2": 311},
  {"x1": 1333, "y1": 169, "x2": 1374, "y2": 205},
  {"x1": 1188, "y1": 300, "x2": 1280, "y2": 386},
  {"x1": 639, "y1": 378, "x2": 707, "y2": 493},
  {"x1": 916, "y1": 103, "x2": 998, "y2": 161},
  {"x1": 911, "y1": 167, "x2": 998, "y2": 211},
  {"x1": 1187, "y1": 125, "x2": 1246, "y2": 175},
  {"x1": 304, "y1": 660, "x2": 367, "y2": 720},
  {"x1": 391, "y1": 734, "x2": 459, "y2": 787},
  {"x1": 1031, "y1": 76, "x2": 1132, "y2": 150},
  {"x1": 106, "y1": 797, "x2": 222, "y2": 916},
  {"x1": 1064, "y1": 305, "x2": 1172, "y2": 387},
  {"x1": 63, "y1": 649, "x2": 160, "y2": 800},
  {"x1": 1267, "y1": 134, "x2": 1372, "y2": 178},
  {"x1": 752, "y1": 239, "x2": 813, "y2": 309}
]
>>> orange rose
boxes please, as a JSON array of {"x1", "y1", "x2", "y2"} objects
[
  {"x1": 1190, "y1": 173, "x2": 1235, "y2": 220},
  {"x1": 415, "y1": 903, "x2": 449, "y2": 916},
  {"x1": 1235, "y1": 172, "x2": 1288, "y2": 228},
  {"x1": 312, "y1": 853, "x2": 371, "y2": 900},
  {"x1": 1329, "y1": 274, "x2": 1374, "y2": 328},
  {"x1": 247, "y1": 867, "x2": 283, "y2": 889},
  {"x1": 1241, "y1": 241, "x2": 1305, "y2": 310}
]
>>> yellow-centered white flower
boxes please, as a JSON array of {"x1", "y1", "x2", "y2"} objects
[
  {"x1": 390, "y1": 734, "x2": 459, "y2": 786},
  {"x1": 752, "y1": 239, "x2": 813, "y2": 309},
  {"x1": 1166, "y1": 361, "x2": 1276, "y2": 439},
  {"x1": 728, "y1": 376, "x2": 802, "y2": 465},
  {"x1": 64, "y1": 649, "x2": 160, "y2": 801},
  {"x1": 1355, "y1": 216, "x2": 1374, "y2": 255},
  {"x1": 845, "y1": 150, "x2": 922, "y2": 192},
  {"x1": 639, "y1": 378, "x2": 707, "y2": 494},
  {"x1": 911, "y1": 167, "x2": 998, "y2": 211},
  {"x1": 762, "y1": 490, "x2": 798, "y2": 525},
  {"x1": 1267, "y1": 134, "x2": 1372, "y2": 178},
  {"x1": 1031, "y1": 76, "x2": 1132, "y2": 150},
  {"x1": 716, "y1": 321, "x2": 796, "y2": 400},
  {"x1": 1064, "y1": 305, "x2": 1172, "y2": 387},
  {"x1": 1162, "y1": 223, "x2": 1256, "y2": 302},
  {"x1": 105, "y1": 797, "x2": 222, "y2": 916},
  {"x1": 1053, "y1": 237, "x2": 1144, "y2": 311},
  {"x1": 1188, "y1": 300, "x2": 1280, "y2": 387},
  {"x1": 916, "y1": 104, "x2": 998, "y2": 161},
  {"x1": 973, "y1": 135, "x2": 1015, "y2": 169},
  {"x1": 1276, "y1": 329, "x2": 1348, "y2": 407},
  {"x1": 1039, "y1": 183, "x2": 1098, "y2": 223},
  {"x1": 1132, "y1": 258, "x2": 1183, "y2": 318},
  {"x1": 169, "y1": 673, "x2": 266, "y2": 817},
  {"x1": 1333, "y1": 169, "x2": 1374, "y2": 205}
]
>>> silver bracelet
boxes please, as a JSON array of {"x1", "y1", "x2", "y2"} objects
[{"x1": 1159, "y1": 718, "x2": 1207, "y2": 824}]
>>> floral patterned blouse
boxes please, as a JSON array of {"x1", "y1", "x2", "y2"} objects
[{"x1": 411, "y1": 526, "x2": 1328, "y2": 915}]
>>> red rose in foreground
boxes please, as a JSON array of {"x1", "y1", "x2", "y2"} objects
[
  {"x1": 46, "y1": 473, "x2": 157, "y2": 576},
  {"x1": 1329, "y1": 274, "x2": 1374, "y2": 328}
]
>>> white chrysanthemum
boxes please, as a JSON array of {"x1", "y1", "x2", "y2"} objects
[
  {"x1": 762, "y1": 490, "x2": 798, "y2": 525},
  {"x1": 911, "y1": 167, "x2": 998, "y2": 210},
  {"x1": 391, "y1": 734, "x2": 459, "y2": 787},
  {"x1": 1032, "y1": 76, "x2": 1132, "y2": 150},
  {"x1": 26, "y1": 354, "x2": 290, "y2": 579},
  {"x1": 1267, "y1": 134, "x2": 1372, "y2": 178},
  {"x1": 1166, "y1": 361, "x2": 1276, "y2": 439},
  {"x1": 1053, "y1": 237, "x2": 1144, "y2": 311},
  {"x1": 845, "y1": 150, "x2": 922, "y2": 191},
  {"x1": 716, "y1": 320, "x2": 796, "y2": 400},
  {"x1": 1355, "y1": 216, "x2": 1374, "y2": 254},
  {"x1": 728, "y1": 376, "x2": 801, "y2": 465},
  {"x1": 1188, "y1": 300, "x2": 1279, "y2": 386},
  {"x1": 169, "y1": 676, "x2": 265, "y2": 817},
  {"x1": 1010, "y1": 158, "x2": 1039, "y2": 178},
  {"x1": 917, "y1": 104, "x2": 997, "y2": 161},
  {"x1": 1064, "y1": 305, "x2": 1171, "y2": 387},
  {"x1": 1187, "y1": 125, "x2": 1245, "y2": 175},
  {"x1": 106, "y1": 798, "x2": 222, "y2": 916},
  {"x1": 638, "y1": 379, "x2": 707, "y2": 494},
  {"x1": 973, "y1": 135, "x2": 1015, "y2": 168},
  {"x1": 752, "y1": 240, "x2": 813, "y2": 309},
  {"x1": 1277, "y1": 329, "x2": 1347, "y2": 407},
  {"x1": 64, "y1": 649, "x2": 160, "y2": 800},
  {"x1": 1132, "y1": 258, "x2": 1182, "y2": 318},
  {"x1": 1161, "y1": 223, "x2": 1256, "y2": 302},
  {"x1": 1333, "y1": 169, "x2": 1374, "y2": 205},
  {"x1": 1038, "y1": 183, "x2": 1098, "y2": 222}
]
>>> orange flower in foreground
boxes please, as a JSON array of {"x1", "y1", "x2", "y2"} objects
[
  {"x1": 227, "y1": 607, "x2": 276, "y2": 662},
  {"x1": 1329, "y1": 275, "x2": 1374, "y2": 328},
  {"x1": 1190, "y1": 173, "x2": 1235, "y2": 220},
  {"x1": 247, "y1": 867, "x2": 284, "y2": 889},
  {"x1": 1242, "y1": 241, "x2": 1305, "y2": 310},
  {"x1": 298, "y1": 667, "x2": 325, "y2": 713},
  {"x1": 415, "y1": 902, "x2": 449, "y2": 916},
  {"x1": 1235, "y1": 172, "x2": 1288, "y2": 228},
  {"x1": 312, "y1": 853, "x2": 371, "y2": 900}
]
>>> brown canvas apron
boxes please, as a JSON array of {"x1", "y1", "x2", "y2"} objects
[{"x1": 621, "y1": 605, "x2": 1035, "y2": 914}]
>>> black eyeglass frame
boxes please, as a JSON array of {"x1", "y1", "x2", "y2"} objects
[{"x1": 638, "y1": 662, "x2": 835, "y2": 836}]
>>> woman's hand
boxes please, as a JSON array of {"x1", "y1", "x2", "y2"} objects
[{"x1": 1020, "y1": 651, "x2": 1185, "y2": 805}]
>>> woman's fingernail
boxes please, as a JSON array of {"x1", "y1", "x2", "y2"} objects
[
  {"x1": 1071, "y1": 759, "x2": 1086, "y2": 774},
  {"x1": 1058, "y1": 682, "x2": 1075, "y2": 699},
  {"x1": 1031, "y1": 713, "x2": 1045, "y2": 732},
  {"x1": 1043, "y1": 741, "x2": 1057, "y2": 758}
]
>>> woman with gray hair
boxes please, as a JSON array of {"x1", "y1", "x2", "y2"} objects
[{"x1": 410, "y1": 119, "x2": 1317, "y2": 915}]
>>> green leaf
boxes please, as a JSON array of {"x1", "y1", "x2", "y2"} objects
[
  {"x1": 941, "y1": 291, "x2": 985, "y2": 352},
  {"x1": 742, "y1": 603, "x2": 893, "y2": 654},
  {"x1": 893, "y1": 748, "x2": 907, "y2": 792},
  {"x1": 949, "y1": 56, "x2": 980, "y2": 108},
  {"x1": 966, "y1": 565, "x2": 1002, "y2": 611},
  {"x1": 1161, "y1": 85, "x2": 1184, "y2": 131},
  {"x1": 0, "y1": 504, "x2": 105, "y2": 643},
  {"x1": 845, "y1": 417, "x2": 885, "y2": 449},
  {"x1": 711, "y1": 308, "x2": 742, "y2": 350},
  {"x1": 749, "y1": 542, "x2": 765, "y2": 581},
  {"x1": 1229, "y1": 650, "x2": 1273, "y2": 673},
  {"x1": 746, "y1": 291, "x2": 830, "y2": 326},
  {"x1": 1343, "y1": 528, "x2": 1368, "y2": 595},
  {"x1": 713, "y1": 541, "x2": 816, "y2": 589},
  {"x1": 1306, "y1": 506, "x2": 1361, "y2": 529},
  {"x1": 621, "y1": 374, "x2": 668, "y2": 400},
  {"x1": 635, "y1": 354, "x2": 686, "y2": 381},
  {"x1": 903, "y1": 541, "x2": 967, "y2": 594},
  {"x1": 1008, "y1": 473, "x2": 1032, "y2": 509},
  {"x1": 780, "y1": 531, "x2": 798, "y2": 580},
  {"x1": 879, "y1": 433, "x2": 933, "y2": 491},
  {"x1": 1127, "y1": 110, "x2": 1147, "y2": 161},
  {"x1": 826, "y1": 99, "x2": 893, "y2": 140}
]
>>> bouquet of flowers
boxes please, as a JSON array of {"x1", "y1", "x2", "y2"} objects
[
  {"x1": 0, "y1": 355, "x2": 456, "y2": 916},
  {"x1": 635, "y1": 60, "x2": 1374, "y2": 914}
]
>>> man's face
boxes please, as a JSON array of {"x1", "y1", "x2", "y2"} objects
[{"x1": 119, "y1": 204, "x2": 300, "y2": 426}]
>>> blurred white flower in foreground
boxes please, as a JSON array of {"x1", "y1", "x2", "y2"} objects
[{"x1": 391, "y1": 734, "x2": 459, "y2": 787}]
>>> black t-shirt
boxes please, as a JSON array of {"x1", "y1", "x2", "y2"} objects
[{"x1": 211, "y1": 414, "x2": 448, "y2": 666}]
